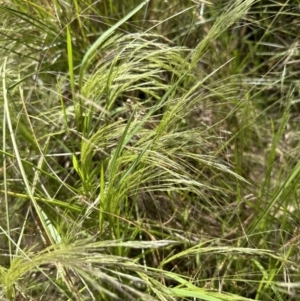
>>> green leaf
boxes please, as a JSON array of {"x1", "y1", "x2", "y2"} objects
[
  {"x1": 170, "y1": 288, "x2": 222, "y2": 301},
  {"x1": 79, "y1": 0, "x2": 150, "y2": 88}
]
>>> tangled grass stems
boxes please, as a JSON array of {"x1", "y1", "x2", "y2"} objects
[{"x1": 1, "y1": 0, "x2": 300, "y2": 300}]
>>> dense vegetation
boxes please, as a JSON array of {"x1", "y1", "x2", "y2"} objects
[{"x1": 0, "y1": 0, "x2": 300, "y2": 300}]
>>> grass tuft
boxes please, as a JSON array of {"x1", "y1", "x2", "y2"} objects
[{"x1": 1, "y1": 0, "x2": 300, "y2": 300}]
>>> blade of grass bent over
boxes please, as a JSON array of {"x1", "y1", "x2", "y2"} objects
[{"x1": 79, "y1": 0, "x2": 150, "y2": 89}]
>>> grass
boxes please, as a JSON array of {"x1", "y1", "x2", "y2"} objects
[{"x1": 0, "y1": 0, "x2": 300, "y2": 300}]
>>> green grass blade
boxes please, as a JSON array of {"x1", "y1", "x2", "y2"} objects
[
  {"x1": 79, "y1": 0, "x2": 150, "y2": 88},
  {"x1": 2, "y1": 57, "x2": 55, "y2": 247}
]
